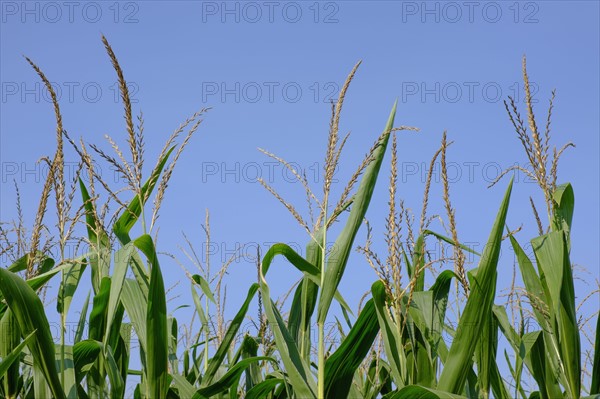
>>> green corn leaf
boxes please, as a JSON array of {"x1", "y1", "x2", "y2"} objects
[
  {"x1": 509, "y1": 236, "x2": 549, "y2": 329},
  {"x1": 0, "y1": 267, "x2": 66, "y2": 399},
  {"x1": 168, "y1": 317, "x2": 179, "y2": 374},
  {"x1": 437, "y1": 178, "x2": 513, "y2": 394},
  {"x1": 121, "y1": 278, "x2": 148, "y2": 353},
  {"x1": 74, "y1": 292, "x2": 91, "y2": 344},
  {"x1": 372, "y1": 280, "x2": 405, "y2": 387},
  {"x1": 246, "y1": 378, "x2": 285, "y2": 399},
  {"x1": 79, "y1": 178, "x2": 110, "y2": 248},
  {"x1": 172, "y1": 373, "x2": 197, "y2": 398},
  {"x1": 410, "y1": 234, "x2": 426, "y2": 291},
  {"x1": 324, "y1": 298, "x2": 380, "y2": 398},
  {"x1": 0, "y1": 309, "x2": 21, "y2": 397},
  {"x1": 262, "y1": 243, "x2": 320, "y2": 275},
  {"x1": 33, "y1": 362, "x2": 53, "y2": 398},
  {"x1": 191, "y1": 274, "x2": 216, "y2": 304},
  {"x1": 508, "y1": 234, "x2": 564, "y2": 397},
  {"x1": 105, "y1": 344, "x2": 125, "y2": 398},
  {"x1": 88, "y1": 277, "x2": 111, "y2": 342},
  {"x1": 422, "y1": 230, "x2": 481, "y2": 256},
  {"x1": 411, "y1": 325, "x2": 434, "y2": 387},
  {"x1": 240, "y1": 335, "x2": 261, "y2": 392},
  {"x1": 73, "y1": 339, "x2": 102, "y2": 383},
  {"x1": 104, "y1": 242, "x2": 137, "y2": 350},
  {"x1": 493, "y1": 306, "x2": 538, "y2": 379},
  {"x1": 115, "y1": 325, "x2": 131, "y2": 386},
  {"x1": 195, "y1": 356, "x2": 275, "y2": 398},
  {"x1": 264, "y1": 243, "x2": 352, "y2": 324},
  {"x1": 202, "y1": 284, "x2": 260, "y2": 387},
  {"x1": 591, "y1": 312, "x2": 600, "y2": 394},
  {"x1": 190, "y1": 277, "x2": 209, "y2": 341},
  {"x1": 55, "y1": 344, "x2": 77, "y2": 398},
  {"x1": 318, "y1": 101, "x2": 397, "y2": 324},
  {"x1": 551, "y1": 182, "x2": 574, "y2": 238},
  {"x1": 528, "y1": 330, "x2": 562, "y2": 399},
  {"x1": 259, "y1": 272, "x2": 316, "y2": 398},
  {"x1": 113, "y1": 147, "x2": 175, "y2": 244},
  {"x1": 409, "y1": 270, "x2": 455, "y2": 366},
  {"x1": 288, "y1": 203, "x2": 353, "y2": 363},
  {"x1": 89, "y1": 246, "x2": 112, "y2": 295},
  {"x1": 489, "y1": 354, "x2": 511, "y2": 399},
  {"x1": 289, "y1": 228, "x2": 328, "y2": 361},
  {"x1": 86, "y1": 277, "x2": 110, "y2": 397},
  {"x1": 0, "y1": 260, "x2": 72, "y2": 314},
  {"x1": 385, "y1": 385, "x2": 467, "y2": 398},
  {"x1": 134, "y1": 235, "x2": 168, "y2": 399},
  {"x1": 532, "y1": 230, "x2": 580, "y2": 398},
  {"x1": 474, "y1": 302, "x2": 502, "y2": 399},
  {"x1": 7, "y1": 253, "x2": 29, "y2": 273},
  {"x1": 0, "y1": 330, "x2": 35, "y2": 381},
  {"x1": 409, "y1": 231, "x2": 478, "y2": 292}
]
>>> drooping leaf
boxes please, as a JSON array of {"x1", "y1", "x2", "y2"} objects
[
  {"x1": 245, "y1": 378, "x2": 285, "y2": 399},
  {"x1": 73, "y1": 339, "x2": 102, "y2": 383},
  {"x1": 385, "y1": 385, "x2": 467, "y2": 398},
  {"x1": 0, "y1": 268, "x2": 66, "y2": 399},
  {"x1": 551, "y1": 182, "x2": 574, "y2": 238},
  {"x1": 195, "y1": 357, "x2": 275, "y2": 398}
]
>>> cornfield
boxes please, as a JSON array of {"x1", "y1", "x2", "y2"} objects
[{"x1": 0, "y1": 36, "x2": 598, "y2": 399}]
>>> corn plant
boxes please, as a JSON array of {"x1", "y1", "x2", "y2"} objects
[{"x1": 1, "y1": 36, "x2": 598, "y2": 399}]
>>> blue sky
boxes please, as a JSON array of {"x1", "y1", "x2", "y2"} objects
[{"x1": 1, "y1": 0, "x2": 599, "y2": 386}]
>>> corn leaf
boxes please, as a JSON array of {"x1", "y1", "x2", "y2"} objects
[
  {"x1": 79, "y1": 178, "x2": 110, "y2": 248},
  {"x1": 121, "y1": 278, "x2": 148, "y2": 353},
  {"x1": 551, "y1": 182, "x2": 574, "y2": 239},
  {"x1": 318, "y1": 101, "x2": 397, "y2": 324},
  {"x1": 386, "y1": 385, "x2": 467, "y2": 398},
  {"x1": 75, "y1": 292, "x2": 91, "y2": 344},
  {"x1": 195, "y1": 356, "x2": 275, "y2": 398},
  {"x1": 532, "y1": 230, "x2": 580, "y2": 398},
  {"x1": 0, "y1": 267, "x2": 66, "y2": 399},
  {"x1": 202, "y1": 284, "x2": 259, "y2": 387},
  {"x1": 172, "y1": 373, "x2": 197, "y2": 398},
  {"x1": 104, "y1": 345, "x2": 125, "y2": 398},
  {"x1": 113, "y1": 147, "x2": 175, "y2": 244},
  {"x1": 324, "y1": 298, "x2": 380, "y2": 398},
  {"x1": 191, "y1": 274, "x2": 216, "y2": 304},
  {"x1": 0, "y1": 309, "x2": 21, "y2": 397},
  {"x1": 0, "y1": 330, "x2": 35, "y2": 380},
  {"x1": 104, "y1": 242, "x2": 137, "y2": 350},
  {"x1": 437, "y1": 178, "x2": 513, "y2": 394},
  {"x1": 73, "y1": 339, "x2": 102, "y2": 383},
  {"x1": 56, "y1": 344, "x2": 77, "y2": 399},
  {"x1": 134, "y1": 235, "x2": 168, "y2": 399},
  {"x1": 372, "y1": 280, "x2": 405, "y2": 387},
  {"x1": 592, "y1": 313, "x2": 600, "y2": 394},
  {"x1": 259, "y1": 272, "x2": 316, "y2": 398},
  {"x1": 246, "y1": 378, "x2": 285, "y2": 399}
]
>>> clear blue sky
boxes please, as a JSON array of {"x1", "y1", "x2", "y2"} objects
[{"x1": 1, "y1": 0, "x2": 599, "y2": 386}]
